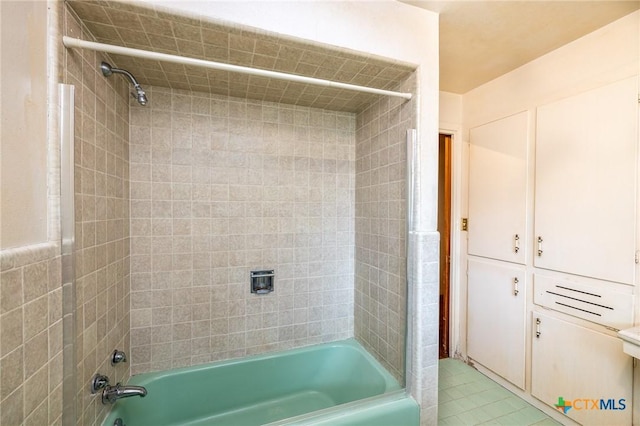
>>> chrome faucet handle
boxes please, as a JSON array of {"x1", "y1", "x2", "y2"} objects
[
  {"x1": 111, "y1": 349, "x2": 127, "y2": 365},
  {"x1": 91, "y1": 374, "x2": 110, "y2": 394}
]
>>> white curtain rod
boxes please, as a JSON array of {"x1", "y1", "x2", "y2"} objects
[{"x1": 62, "y1": 36, "x2": 413, "y2": 101}]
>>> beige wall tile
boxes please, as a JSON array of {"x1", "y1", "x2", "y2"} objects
[
  {"x1": 1, "y1": 308, "x2": 23, "y2": 357},
  {"x1": 23, "y1": 366, "x2": 48, "y2": 416},
  {"x1": 354, "y1": 73, "x2": 415, "y2": 382},
  {"x1": 23, "y1": 297, "x2": 48, "y2": 341},
  {"x1": 0, "y1": 244, "x2": 63, "y2": 426},
  {"x1": 0, "y1": 346, "x2": 24, "y2": 401},
  {"x1": 24, "y1": 331, "x2": 48, "y2": 379},
  {"x1": 129, "y1": 87, "x2": 356, "y2": 372},
  {"x1": 24, "y1": 399, "x2": 48, "y2": 426},
  {"x1": 63, "y1": 4, "x2": 131, "y2": 425},
  {"x1": 1, "y1": 269, "x2": 23, "y2": 314},
  {"x1": 0, "y1": 385, "x2": 24, "y2": 426}
]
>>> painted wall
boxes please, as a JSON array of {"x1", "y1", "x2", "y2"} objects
[
  {"x1": 463, "y1": 11, "x2": 639, "y2": 131},
  {"x1": 0, "y1": 0, "x2": 49, "y2": 249},
  {"x1": 439, "y1": 92, "x2": 462, "y2": 131}
]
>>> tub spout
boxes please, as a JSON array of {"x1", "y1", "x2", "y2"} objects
[{"x1": 102, "y1": 383, "x2": 147, "y2": 404}]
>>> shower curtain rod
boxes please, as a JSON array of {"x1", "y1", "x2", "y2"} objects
[{"x1": 62, "y1": 36, "x2": 413, "y2": 101}]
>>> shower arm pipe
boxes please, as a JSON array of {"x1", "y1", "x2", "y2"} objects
[{"x1": 62, "y1": 36, "x2": 412, "y2": 101}]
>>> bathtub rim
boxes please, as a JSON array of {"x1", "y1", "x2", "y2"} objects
[
  {"x1": 265, "y1": 389, "x2": 418, "y2": 425},
  {"x1": 128, "y1": 337, "x2": 400, "y2": 390}
]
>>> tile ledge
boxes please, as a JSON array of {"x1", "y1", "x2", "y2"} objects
[{"x1": 0, "y1": 241, "x2": 60, "y2": 270}]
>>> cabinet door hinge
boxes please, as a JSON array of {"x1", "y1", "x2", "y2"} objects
[
  {"x1": 635, "y1": 251, "x2": 639, "y2": 264},
  {"x1": 461, "y1": 218, "x2": 468, "y2": 231}
]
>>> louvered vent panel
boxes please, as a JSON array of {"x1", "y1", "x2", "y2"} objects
[{"x1": 534, "y1": 274, "x2": 633, "y2": 330}]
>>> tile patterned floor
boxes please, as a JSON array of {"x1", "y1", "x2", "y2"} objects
[{"x1": 438, "y1": 358, "x2": 562, "y2": 425}]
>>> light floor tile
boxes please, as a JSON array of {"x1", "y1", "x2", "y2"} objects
[
  {"x1": 482, "y1": 399, "x2": 519, "y2": 418},
  {"x1": 438, "y1": 358, "x2": 562, "y2": 426},
  {"x1": 439, "y1": 416, "x2": 466, "y2": 425},
  {"x1": 456, "y1": 407, "x2": 495, "y2": 424},
  {"x1": 532, "y1": 418, "x2": 563, "y2": 426}
]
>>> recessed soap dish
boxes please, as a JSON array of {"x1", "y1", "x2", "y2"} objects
[{"x1": 251, "y1": 270, "x2": 274, "y2": 294}]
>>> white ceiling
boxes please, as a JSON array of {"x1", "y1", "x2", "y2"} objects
[{"x1": 402, "y1": 1, "x2": 640, "y2": 93}]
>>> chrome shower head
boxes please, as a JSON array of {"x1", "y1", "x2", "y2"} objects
[
  {"x1": 100, "y1": 61, "x2": 148, "y2": 106},
  {"x1": 100, "y1": 61, "x2": 113, "y2": 77}
]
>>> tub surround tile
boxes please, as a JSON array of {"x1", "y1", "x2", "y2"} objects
[
  {"x1": 0, "y1": 347, "x2": 24, "y2": 401},
  {"x1": 23, "y1": 260, "x2": 49, "y2": 303},
  {"x1": 24, "y1": 399, "x2": 49, "y2": 426},
  {"x1": 0, "y1": 386, "x2": 24, "y2": 426},
  {"x1": 64, "y1": 4, "x2": 132, "y2": 425},
  {"x1": 354, "y1": 73, "x2": 415, "y2": 382},
  {"x1": 406, "y1": 231, "x2": 441, "y2": 424},
  {"x1": 0, "y1": 269, "x2": 23, "y2": 314},
  {"x1": 23, "y1": 366, "x2": 49, "y2": 415},
  {"x1": 67, "y1": 0, "x2": 415, "y2": 113},
  {"x1": 129, "y1": 86, "x2": 356, "y2": 373},
  {"x1": 24, "y1": 331, "x2": 49, "y2": 378},
  {"x1": 0, "y1": 242, "x2": 63, "y2": 426}
]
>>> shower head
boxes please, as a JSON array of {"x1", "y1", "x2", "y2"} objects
[
  {"x1": 100, "y1": 61, "x2": 113, "y2": 77},
  {"x1": 100, "y1": 61, "x2": 147, "y2": 106}
]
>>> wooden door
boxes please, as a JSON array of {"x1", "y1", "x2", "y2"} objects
[{"x1": 438, "y1": 134, "x2": 452, "y2": 358}]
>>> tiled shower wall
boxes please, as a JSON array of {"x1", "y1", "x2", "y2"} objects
[
  {"x1": 0, "y1": 244, "x2": 63, "y2": 425},
  {"x1": 354, "y1": 74, "x2": 416, "y2": 381},
  {"x1": 64, "y1": 5, "x2": 131, "y2": 425},
  {"x1": 128, "y1": 86, "x2": 355, "y2": 374}
]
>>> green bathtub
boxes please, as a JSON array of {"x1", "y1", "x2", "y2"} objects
[{"x1": 101, "y1": 339, "x2": 419, "y2": 426}]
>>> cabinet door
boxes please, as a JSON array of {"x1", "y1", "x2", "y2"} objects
[
  {"x1": 534, "y1": 77, "x2": 638, "y2": 284},
  {"x1": 467, "y1": 258, "x2": 526, "y2": 389},
  {"x1": 468, "y1": 111, "x2": 528, "y2": 264},
  {"x1": 532, "y1": 312, "x2": 632, "y2": 425}
]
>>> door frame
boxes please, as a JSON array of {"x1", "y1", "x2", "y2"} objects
[{"x1": 439, "y1": 126, "x2": 465, "y2": 359}]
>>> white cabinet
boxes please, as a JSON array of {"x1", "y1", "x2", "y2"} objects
[
  {"x1": 468, "y1": 111, "x2": 529, "y2": 264},
  {"x1": 534, "y1": 77, "x2": 638, "y2": 285},
  {"x1": 532, "y1": 312, "x2": 633, "y2": 425},
  {"x1": 467, "y1": 258, "x2": 526, "y2": 389}
]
